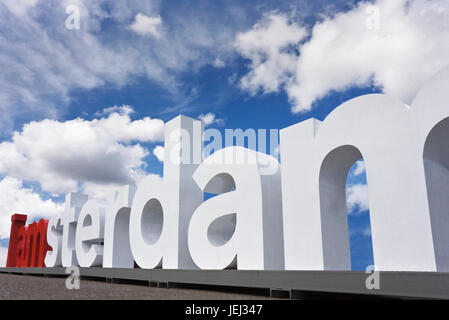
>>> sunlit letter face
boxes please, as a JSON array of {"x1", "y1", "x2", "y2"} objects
[
  {"x1": 44, "y1": 216, "x2": 63, "y2": 267},
  {"x1": 62, "y1": 193, "x2": 88, "y2": 267},
  {"x1": 188, "y1": 146, "x2": 284, "y2": 270},
  {"x1": 129, "y1": 175, "x2": 170, "y2": 268},
  {"x1": 75, "y1": 199, "x2": 105, "y2": 267},
  {"x1": 280, "y1": 64, "x2": 449, "y2": 272},
  {"x1": 129, "y1": 115, "x2": 203, "y2": 269},
  {"x1": 103, "y1": 185, "x2": 136, "y2": 268}
]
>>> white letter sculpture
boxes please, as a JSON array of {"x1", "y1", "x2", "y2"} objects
[
  {"x1": 75, "y1": 199, "x2": 105, "y2": 267},
  {"x1": 129, "y1": 115, "x2": 203, "y2": 269},
  {"x1": 61, "y1": 193, "x2": 88, "y2": 267},
  {"x1": 188, "y1": 146, "x2": 284, "y2": 270},
  {"x1": 103, "y1": 185, "x2": 136, "y2": 268},
  {"x1": 44, "y1": 216, "x2": 63, "y2": 267},
  {"x1": 42, "y1": 65, "x2": 449, "y2": 273},
  {"x1": 281, "y1": 65, "x2": 449, "y2": 272}
]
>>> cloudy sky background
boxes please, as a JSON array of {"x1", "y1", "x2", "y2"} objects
[{"x1": 0, "y1": 0, "x2": 448, "y2": 269}]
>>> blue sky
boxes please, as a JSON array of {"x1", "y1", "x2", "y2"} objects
[{"x1": 1, "y1": 0, "x2": 449, "y2": 270}]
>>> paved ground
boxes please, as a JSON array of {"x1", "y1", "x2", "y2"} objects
[{"x1": 0, "y1": 273, "x2": 272, "y2": 300}]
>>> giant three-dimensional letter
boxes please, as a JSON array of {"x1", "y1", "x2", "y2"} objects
[
  {"x1": 280, "y1": 66, "x2": 449, "y2": 271},
  {"x1": 103, "y1": 185, "x2": 136, "y2": 268},
  {"x1": 188, "y1": 146, "x2": 284, "y2": 270},
  {"x1": 62, "y1": 193, "x2": 88, "y2": 267},
  {"x1": 129, "y1": 115, "x2": 203, "y2": 269},
  {"x1": 45, "y1": 216, "x2": 63, "y2": 267},
  {"x1": 75, "y1": 199, "x2": 105, "y2": 267}
]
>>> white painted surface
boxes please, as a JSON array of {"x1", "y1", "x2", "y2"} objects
[
  {"x1": 103, "y1": 185, "x2": 136, "y2": 268},
  {"x1": 188, "y1": 146, "x2": 284, "y2": 270},
  {"x1": 281, "y1": 66, "x2": 449, "y2": 271},
  {"x1": 44, "y1": 216, "x2": 63, "y2": 267},
  {"x1": 61, "y1": 193, "x2": 88, "y2": 267},
  {"x1": 43, "y1": 66, "x2": 449, "y2": 272},
  {"x1": 129, "y1": 116, "x2": 203, "y2": 269},
  {"x1": 75, "y1": 199, "x2": 105, "y2": 267}
]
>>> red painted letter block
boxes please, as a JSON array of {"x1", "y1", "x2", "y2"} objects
[
  {"x1": 6, "y1": 214, "x2": 27, "y2": 268},
  {"x1": 6, "y1": 215, "x2": 51, "y2": 267}
]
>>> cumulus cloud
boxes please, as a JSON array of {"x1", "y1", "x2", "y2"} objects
[
  {"x1": 129, "y1": 13, "x2": 163, "y2": 38},
  {"x1": 0, "y1": 106, "x2": 164, "y2": 194},
  {"x1": 213, "y1": 57, "x2": 225, "y2": 68},
  {"x1": 363, "y1": 227, "x2": 372, "y2": 237},
  {"x1": 346, "y1": 183, "x2": 369, "y2": 214},
  {"x1": 353, "y1": 160, "x2": 366, "y2": 176},
  {"x1": 0, "y1": 177, "x2": 64, "y2": 239},
  {"x1": 235, "y1": 12, "x2": 306, "y2": 96},
  {"x1": 236, "y1": 0, "x2": 449, "y2": 113},
  {"x1": 153, "y1": 145, "x2": 165, "y2": 162},
  {"x1": 94, "y1": 105, "x2": 134, "y2": 117},
  {"x1": 198, "y1": 112, "x2": 225, "y2": 126}
]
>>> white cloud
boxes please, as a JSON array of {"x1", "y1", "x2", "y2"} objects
[
  {"x1": 95, "y1": 107, "x2": 165, "y2": 143},
  {"x1": 153, "y1": 145, "x2": 165, "y2": 162},
  {"x1": 353, "y1": 160, "x2": 366, "y2": 176},
  {"x1": 213, "y1": 57, "x2": 225, "y2": 68},
  {"x1": 2, "y1": 0, "x2": 38, "y2": 16},
  {"x1": 198, "y1": 112, "x2": 225, "y2": 126},
  {"x1": 0, "y1": 0, "x2": 243, "y2": 131},
  {"x1": 235, "y1": 12, "x2": 306, "y2": 96},
  {"x1": 346, "y1": 183, "x2": 369, "y2": 214},
  {"x1": 236, "y1": 0, "x2": 449, "y2": 113},
  {"x1": 129, "y1": 13, "x2": 163, "y2": 38},
  {"x1": 0, "y1": 177, "x2": 64, "y2": 240},
  {"x1": 349, "y1": 225, "x2": 373, "y2": 238},
  {"x1": 0, "y1": 1, "x2": 147, "y2": 131},
  {"x1": 0, "y1": 245, "x2": 7, "y2": 267},
  {"x1": 94, "y1": 105, "x2": 134, "y2": 117},
  {"x1": 363, "y1": 227, "x2": 372, "y2": 237},
  {"x1": 0, "y1": 106, "x2": 164, "y2": 194}
]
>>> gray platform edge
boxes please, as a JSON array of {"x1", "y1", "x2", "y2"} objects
[{"x1": 1, "y1": 267, "x2": 448, "y2": 299}]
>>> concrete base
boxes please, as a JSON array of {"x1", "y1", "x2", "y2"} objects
[{"x1": 1, "y1": 267, "x2": 448, "y2": 299}]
